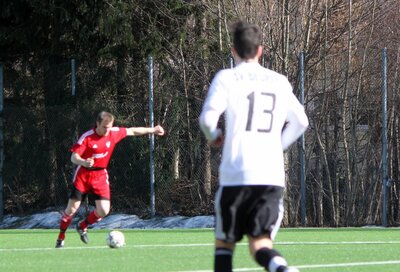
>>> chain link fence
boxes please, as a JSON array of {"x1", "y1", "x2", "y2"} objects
[
  {"x1": 1, "y1": 55, "x2": 228, "y2": 219},
  {"x1": 2, "y1": 49, "x2": 398, "y2": 227}
]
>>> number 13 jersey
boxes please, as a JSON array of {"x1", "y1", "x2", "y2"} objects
[{"x1": 199, "y1": 62, "x2": 308, "y2": 187}]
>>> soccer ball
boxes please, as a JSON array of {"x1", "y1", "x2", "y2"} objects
[{"x1": 106, "y1": 230, "x2": 125, "y2": 248}]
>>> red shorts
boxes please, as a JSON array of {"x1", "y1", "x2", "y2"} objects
[{"x1": 72, "y1": 166, "x2": 110, "y2": 200}]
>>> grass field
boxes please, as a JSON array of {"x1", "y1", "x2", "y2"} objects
[{"x1": 1, "y1": 227, "x2": 400, "y2": 271}]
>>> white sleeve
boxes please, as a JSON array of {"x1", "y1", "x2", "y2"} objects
[
  {"x1": 281, "y1": 92, "x2": 309, "y2": 150},
  {"x1": 199, "y1": 73, "x2": 228, "y2": 142}
]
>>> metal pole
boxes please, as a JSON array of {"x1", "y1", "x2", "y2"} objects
[
  {"x1": 298, "y1": 52, "x2": 306, "y2": 226},
  {"x1": 382, "y1": 48, "x2": 388, "y2": 227},
  {"x1": 148, "y1": 56, "x2": 155, "y2": 217},
  {"x1": 0, "y1": 64, "x2": 4, "y2": 221},
  {"x1": 229, "y1": 54, "x2": 234, "y2": 68},
  {"x1": 0, "y1": 63, "x2": 4, "y2": 222},
  {"x1": 71, "y1": 59, "x2": 76, "y2": 96}
]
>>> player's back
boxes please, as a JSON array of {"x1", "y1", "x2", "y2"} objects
[{"x1": 218, "y1": 62, "x2": 297, "y2": 187}]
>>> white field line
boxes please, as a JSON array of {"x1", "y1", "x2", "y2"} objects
[
  {"x1": 277, "y1": 241, "x2": 400, "y2": 245},
  {"x1": 172, "y1": 260, "x2": 400, "y2": 272},
  {"x1": 2, "y1": 240, "x2": 400, "y2": 252},
  {"x1": 2, "y1": 242, "x2": 400, "y2": 272}
]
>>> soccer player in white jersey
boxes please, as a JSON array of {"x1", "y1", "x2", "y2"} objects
[{"x1": 199, "y1": 21, "x2": 309, "y2": 272}]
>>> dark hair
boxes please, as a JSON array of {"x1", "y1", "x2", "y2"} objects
[
  {"x1": 231, "y1": 21, "x2": 262, "y2": 59},
  {"x1": 96, "y1": 111, "x2": 115, "y2": 124}
]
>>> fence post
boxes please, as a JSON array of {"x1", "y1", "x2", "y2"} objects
[
  {"x1": 381, "y1": 48, "x2": 388, "y2": 227},
  {"x1": 71, "y1": 58, "x2": 76, "y2": 96},
  {"x1": 228, "y1": 54, "x2": 234, "y2": 68},
  {"x1": 298, "y1": 52, "x2": 306, "y2": 226},
  {"x1": 148, "y1": 56, "x2": 155, "y2": 218},
  {"x1": 0, "y1": 63, "x2": 4, "y2": 221}
]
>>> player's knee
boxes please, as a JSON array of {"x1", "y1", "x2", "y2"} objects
[
  {"x1": 95, "y1": 210, "x2": 106, "y2": 218},
  {"x1": 96, "y1": 207, "x2": 109, "y2": 217},
  {"x1": 95, "y1": 199, "x2": 110, "y2": 217},
  {"x1": 248, "y1": 235, "x2": 273, "y2": 256},
  {"x1": 65, "y1": 209, "x2": 76, "y2": 217},
  {"x1": 65, "y1": 204, "x2": 80, "y2": 216},
  {"x1": 216, "y1": 239, "x2": 235, "y2": 251}
]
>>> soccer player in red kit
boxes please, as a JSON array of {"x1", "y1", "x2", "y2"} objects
[{"x1": 55, "y1": 111, "x2": 165, "y2": 248}]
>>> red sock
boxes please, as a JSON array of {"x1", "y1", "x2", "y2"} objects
[
  {"x1": 81, "y1": 211, "x2": 102, "y2": 230},
  {"x1": 58, "y1": 212, "x2": 73, "y2": 240}
]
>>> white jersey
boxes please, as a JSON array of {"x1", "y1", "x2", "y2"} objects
[{"x1": 199, "y1": 62, "x2": 308, "y2": 187}]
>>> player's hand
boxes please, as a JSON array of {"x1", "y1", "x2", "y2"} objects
[
  {"x1": 154, "y1": 125, "x2": 165, "y2": 136},
  {"x1": 84, "y1": 158, "x2": 95, "y2": 168},
  {"x1": 209, "y1": 130, "x2": 224, "y2": 148}
]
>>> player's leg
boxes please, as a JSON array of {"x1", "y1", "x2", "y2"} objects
[
  {"x1": 248, "y1": 235, "x2": 298, "y2": 272},
  {"x1": 56, "y1": 195, "x2": 82, "y2": 248},
  {"x1": 247, "y1": 186, "x2": 298, "y2": 272},
  {"x1": 76, "y1": 199, "x2": 109, "y2": 244},
  {"x1": 60, "y1": 198, "x2": 82, "y2": 233},
  {"x1": 214, "y1": 186, "x2": 245, "y2": 272},
  {"x1": 215, "y1": 239, "x2": 235, "y2": 272},
  {"x1": 76, "y1": 170, "x2": 110, "y2": 244},
  {"x1": 79, "y1": 199, "x2": 109, "y2": 229},
  {"x1": 56, "y1": 166, "x2": 89, "y2": 247}
]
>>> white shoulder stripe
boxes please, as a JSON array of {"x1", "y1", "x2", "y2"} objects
[
  {"x1": 111, "y1": 127, "x2": 120, "y2": 131},
  {"x1": 77, "y1": 130, "x2": 95, "y2": 145}
]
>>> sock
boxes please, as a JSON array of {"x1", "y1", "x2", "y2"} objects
[
  {"x1": 214, "y1": 247, "x2": 233, "y2": 272},
  {"x1": 58, "y1": 212, "x2": 73, "y2": 240},
  {"x1": 255, "y1": 247, "x2": 288, "y2": 272},
  {"x1": 80, "y1": 211, "x2": 102, "y2": 230}
]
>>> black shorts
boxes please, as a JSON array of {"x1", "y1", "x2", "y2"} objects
[
  {"x1": 69, "y1": 186, "x2": 109, "y2": 201},
  {"x1": 215, "y1": 185, "x2": 284, "y2": 243}
]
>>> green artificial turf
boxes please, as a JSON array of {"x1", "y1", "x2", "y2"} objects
[{"x1": 0, "y1": 228, "x2": 399, "y2": 271}]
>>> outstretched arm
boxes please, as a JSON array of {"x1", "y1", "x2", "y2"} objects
[{"x1": 126, "y1": 125, "x2": 165, "y2": 136}]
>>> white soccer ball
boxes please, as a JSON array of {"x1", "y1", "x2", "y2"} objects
[{"x1": 106, "y1": 230, "x2": 125, "y2": 248}]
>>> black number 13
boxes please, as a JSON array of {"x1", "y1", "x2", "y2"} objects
[{"x1": 246, "y1": 91, "x2": 276, "y2": 132}]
